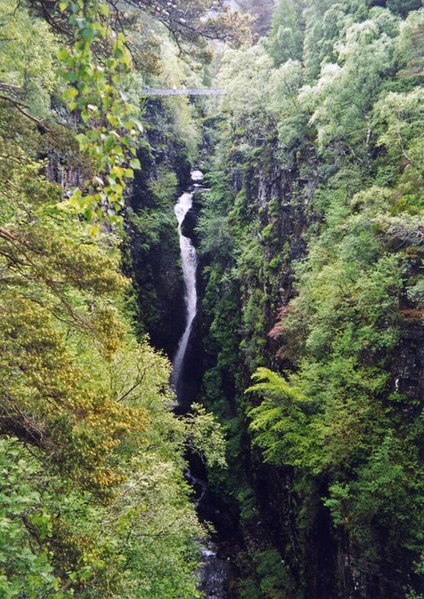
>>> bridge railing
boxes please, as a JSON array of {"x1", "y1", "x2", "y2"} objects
[{"x1": 142, "y1": 88, "x2": 225, "y2": 96}]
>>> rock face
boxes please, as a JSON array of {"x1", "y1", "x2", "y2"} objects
[
  {"x1": 395, "y1": 322, "x2": 424, "y2": 406},
  {"x1": 196, "y1": 122, "x2": 424, "y2": 597},
  {"x1": 199, "y1": 544, "x2": 233, "y2": 599},
  {"x1": 243, "y1": 165, "x2": 423, "y2": 598},
  {"x1": 126, "y1": 96, "x2": 423, "y2": 598}
]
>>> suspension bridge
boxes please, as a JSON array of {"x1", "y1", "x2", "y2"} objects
[{"x1": 142, "y1": 88, "x2": 225, "y2": 96}]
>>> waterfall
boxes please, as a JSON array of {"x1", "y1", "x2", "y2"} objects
[
  {"x1": 171, "y1": 171, "x2": 231, "y2": 597},
  {"x1": 171, "y1": 171, "x2": 203, "y2": 397}
]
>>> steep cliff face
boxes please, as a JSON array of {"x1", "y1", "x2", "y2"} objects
[
  {"x1": 230, "y1": 152, "x2": 343, "y2": 599},
  {"x1": 196, "y1": 61, "x2": 423, "y2": 599},
  {"x1": 194, "y1": 134, "x2": 320, "y2": 595},
  {"x1": 237, "y1": 163, "x2": 339, "y2": 597},
  {"x1": 193, "y1": 3, "x2": 424, "y2": 595},
  {"x1": 197, "y1": 144, "x2": 423, "y2": 598}
]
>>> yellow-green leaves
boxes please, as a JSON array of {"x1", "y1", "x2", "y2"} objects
[
  {"x1": 183, "y1": 403, "x2": 227, "y2": 469},
  {"x1": 56, "y1": 0, "x2": 142, "y2": 227}
]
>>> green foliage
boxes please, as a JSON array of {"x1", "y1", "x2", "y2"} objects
[
  {"x1": 57, "y1": 0, "x2": 143, "y2": 228},
  {"x1": 302, "y1": 0, "x2": 369, "y2": 82},
  {"x1": 247, "y1": 368, "x2": 317, "y2": 470},
  {"x1": 385, "y1": 0, "x2": 422, "y2": 17},
  {"x1": 324, "y1": 432, "x2": 423, "y2": 561},
  {"x1": 396, "y1": 9, "x2": 424, "y2": 81},
  {"x1": 240, "y1": 549, "x2": 298, "y2": 599},
  {"x1": 0, "y1": 440, "x2": 62, "y2": 598},
  {"x1": 198, "y1": 0, "x2": 424, "y2": 595},
  {"x1": 375, "y1": 86, "x2": 424, "y2": 176},
  {"x1": 0, "y1": 0, "x2": 55, "y2": 116},
  {"x1": 183, "y1": 403, "x2": 227, "y2": 468},
  {"x1": 268, "y1": 0, "x2": 304, "y2": 66},
  {"x1": 302, "y1": 9, "x2": 400, "y2": 157},
  {"x1": 0, "y1": 1, "x2": 224, "y2": 596}
]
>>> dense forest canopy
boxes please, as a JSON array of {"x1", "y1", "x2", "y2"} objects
[{"x1": 0, "y1": 0, "x2": 423, "y2": 597}]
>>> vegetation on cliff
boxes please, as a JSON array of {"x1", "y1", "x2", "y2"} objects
[{"x1": 197, "y1": 1, "x2": 423, "y2": 596}]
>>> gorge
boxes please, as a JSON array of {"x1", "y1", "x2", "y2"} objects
[{"x1": 0, "y1": 1, "x2": 422, "y2": 598}]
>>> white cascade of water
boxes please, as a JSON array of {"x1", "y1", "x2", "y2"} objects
[{"x1": 171, "y1": 171, "x2": 202, "y2": 395}]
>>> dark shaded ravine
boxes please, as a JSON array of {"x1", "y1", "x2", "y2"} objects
[{"x1": 171, "y1": 169, "x2": 233, "y2": 598}]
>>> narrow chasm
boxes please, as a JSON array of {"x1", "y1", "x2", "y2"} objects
[{"x1": 170, "y1": 168, "x2": 236, "y2": 598}]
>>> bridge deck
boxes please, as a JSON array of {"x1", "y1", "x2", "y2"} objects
[{"x1": 142, "y1": 88, "x2": 225, "y2": 96}]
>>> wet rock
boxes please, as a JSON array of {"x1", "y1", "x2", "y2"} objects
[{"x1": 199, "y1": 544, "x2": 233, "y2": 599}]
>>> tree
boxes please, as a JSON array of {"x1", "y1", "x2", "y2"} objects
[
  {"x1": 28, "y1": 0, "x2": 252, "y2": 61},
  {"x1": 303, "y1": 0, "x2": 369, "y2": 82},
  {"x1": 367, "y1": 0, "x2": 422, "y2": 17},
  {"x1": 301, "y1": 9, "x2": 400, "y2": 162},
  {"x1": 0, "y1": 0, "x2": 226, "y2": 594},
  {"x1": 268, "y1": 0, "x2": 305, "y2": 66}
]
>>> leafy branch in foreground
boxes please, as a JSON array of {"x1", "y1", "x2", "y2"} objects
[{"x1": 57, "y1": 0, "x2": 143, "y2": 229}]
